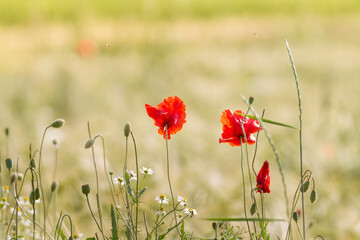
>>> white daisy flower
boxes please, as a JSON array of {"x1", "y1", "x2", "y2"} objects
[
  {"x1": 2, "y1": 186, "x2": 10, "y2": 194},
  {"x1": 155, "y1": 194, "x2": 169, "y2": 204},
  {"x1": 113, "y1": 176, "x2": 125, "y2": 186},
  {"x1": 127, "y1": 170, "x2": 137, "y2": 181},
  {"x1": 156, "y1": 207, "x2": 166, "y2": 216},
  {"x1": 184, "y1": 208, "x2": 198, "y2": 217},
  {"x1": 73, "y1": 233, "x2": 84, "y2": 240},
  {"x1": 177, "y1": 196, "x2": 187, "y2": 207},
  {"x1": 141, "y1": 167, "x2": 154, "y2": 175}
]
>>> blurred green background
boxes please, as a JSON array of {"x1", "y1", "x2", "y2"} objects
[{"x1": 1, "y1": 0, "x2": 360, "y2": 239}]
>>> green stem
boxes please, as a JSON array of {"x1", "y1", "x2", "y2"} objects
[
  {"x1": 39, "y1": 125, "x2": 51, "y2": 240},
  {"x1": 240, "y1": 143, "x2": 252, "y2": 240},
  {"x1": 130, "y1": 132, "x2": 139, "y2": 240},
  {"x1": 286, "y1": 40, "x2": 305, "y2": 240},
  {"x1": 165, "y1": 126, "x2": 181, "y2": 237}
]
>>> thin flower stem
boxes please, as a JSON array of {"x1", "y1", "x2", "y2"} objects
[
  {"x1": 286, "y1": 40, "x2": 305, "y2": 240},
  {"x1": 165, "y1": 126, "x2": 181, "y2": 237},
  {"x1": 39, "y1": 125, "x2": 51, "y2": 240},
  {"x1": 130, "y1": 131, "x2": 139, "y2": 240},
  {"x1": 240, "y1": 143, "x2": 252, "y2": 240},
  {"x1": 87, "y1": 123, "x2": 105, "y2": 240}
]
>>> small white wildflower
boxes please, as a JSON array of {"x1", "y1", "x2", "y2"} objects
[
  {"x1": 177, "y1": 196, "x2": 187, "y2": 207},
  {"x1": 73, "y1": 233, "x2": 83, "y2": 240},
  {"x1": 155, "y1": 194, "x2": 169, "y2": 204},
  {"x1": 127, "y1": 170, "x2": 137, "y2": 181},
  {"x1": 156, "y1": 207, "x2": 166, "y2": 216},
  {"x1": 113, "y1": 176, "x2": 125, "y2": 186},
  {"x1": 19, "y1": 196, "x2": 31, "y2": 206},
  {"x1": 184, "y1": 208, "x2": 198, "y2": 217},
  {"x1": 1, "y1": 197, "x2": 10, "y2": 210},
  {"x1": 141, "y1": 167, "x2": 154, "y2": 175},
  {"x1": 2, "y1": 186, "x2": 10, "y2": 194}
]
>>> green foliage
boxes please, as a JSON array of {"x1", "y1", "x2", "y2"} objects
[{"x1": 111, "y1": 205, "x2": 119, "y2": 240}]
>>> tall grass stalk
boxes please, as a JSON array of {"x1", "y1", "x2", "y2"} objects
[
  {"x1": 130, "y1": 131, "x2": 139, "y2": 240},
  {"x1": 285, "y1": 40, "x2": 305, "y2": 240}
]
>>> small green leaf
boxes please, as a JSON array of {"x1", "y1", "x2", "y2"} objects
[
  {"x1": 111, "y1": 204, "x2": 119, "y2": 240},
  {"x1": 180, "y1": 221, "x2": 186, "y2": 240},
  {"x1": 86, "y1": 238, "x2": 96, "y2": 240},
  {"x1": 236, "y1": 113, "x2": 298, "y2": 129},
  {"x1": 124, "y1": 172, "x2": 135, "y2": 203},
  {"x1": 138, "y1": 187, "x2": 147, "y2": 199}
]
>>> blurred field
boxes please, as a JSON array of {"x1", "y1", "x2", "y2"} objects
[{"x1": 1, "y1": 1, "x2": 360, "y2": 239}]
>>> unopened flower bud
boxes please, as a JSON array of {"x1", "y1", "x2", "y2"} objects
[
  {"x1": 212, "y1": 222, "x2": 217, "y2": 231},
  {"x1": 17, "y1": 173, "x2": 24, "y2": 181},
  {"x1": 51, "y1": 119, "x2": 65, "y2": 128},
  {"x1": 5, "y1": 158, "x2": 12, "y2": 170},
  {"x1": 5, "y1": 127, "x2": 9, "y2": 136},
  {"x1": 300, "y1": 181, "x2": 310, "y2": 193},
  {"x1": 30, "y1": 191, "x2": 35, "y2": 204},
  {"x1": 84, "y1": 138, "x2": 95, "y2": 149},
  {"x1": 250, "y1": 203, "x2": 257, "y2": 216},
  {"x1": 124, "y1": 122, "x2": 131, "y2": 137},
  {"x1": 34, "y1": 188, "x2": 41, "y2": 200},
  {"x1": 10, "y1": 173, "x2": 17, "y2": 184},
  {"x1": 51, "y1": 180, "x2": 58, "y2": 192},
  {"x1": 249, "y1": 96, "x2": 254, "y2": 105},
  {"x1": 30, "y1": 159, "x2": 36, "y2": 169},
  {"x1": 310, "y1": 189, "x2": 317, "y2": 203},
  {"x1": 82, "y1": 184, "x2": 90, "y2": 195},
  {"x1": 292, "y1": 211, "x2": 299, "y2": 222}
]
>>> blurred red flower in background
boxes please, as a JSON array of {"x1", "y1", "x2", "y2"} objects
[
  {"x1": 256, "y1": 161, "x2": 270, "y2": 193},
  {"x1": 145, "y1": 96, "x2": 186, "y2": 140},
  {"x1": 219, "y1": 110, "x2": 262, "y2": 146}
]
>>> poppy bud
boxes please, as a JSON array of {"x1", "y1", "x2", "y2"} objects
[
  {"x1": 82, "y1": 184, "x2": 90, "y2": 195},
  {"x1": 10, "y1": 173, "x2": 17, "y2": 184},
  {"x1": 300, "y1": 181, "x2": 310, "y2": 193},
  {"x1": 30, "y1": 159, "x2": 36, "y2": 169},
  {"x1": 124, "y1": 123, "x2": 131, "y2": 137},
  {"x1": 17, "y1": 173, "x2": 24, "y2": 181},
  {"x1": 249, "y1": 96, "x2": 254, "y2": 105},
  {"x1": 250, "y1": 203, "x2": 257, "y2": 216},
  {"x1": 212, "y1": 222, "x2": 217, "y2": 230},
  {"x1": 85, "y1": 138, "x2": 95, "y2": 149},
  {"x1": 51, "y1": 180, "x2": 58, "y2": 192},
  {"x1": 51, "y1": 119, "x2": 65, "y2": 128},
  {"x1": 292, "y1": 211, "x2": 299, "y2": 222},
  {"x1": 5, "y1": 158, "x2": 12, "y2": 170},
  {"x1": 29, "y1": 191, "x2": 35, "y2": 204},
  {"x1": 34, "y1": 188, "x2": 41, "y2": 200},
  {"x1": 5, "y1": 127, "x2": 9, "y2": 136},
  {"x1": 310, "y1": 189, "x2": 317, "y2": 203}
]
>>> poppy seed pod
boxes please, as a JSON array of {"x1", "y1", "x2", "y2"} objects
[
  {"x1": 82, "y1": 184, "x2": 90, "y2": 195},
  {"x1": 124, "y1": 122, "x2": 131, "y2": 137},
  {"x1": 84, "y1": 138, "x2": 95, "y2": 149},
  {"x1": 51, "y1": 119, "x2": 65, "y2": 128},
  {"x1": 5, "y1": 158, "x2": 12, "y2": 170}
]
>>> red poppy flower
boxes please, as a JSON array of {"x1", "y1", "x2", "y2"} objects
[
  {"x1": 256, "y1": 161, "x2": 270, "y2": 193},
  {"x1": 145, "y1": 96, "x2": 186, "y2": 140},
  {"x1": 219, "y1": 110, "x2": 262, "y2": 146}
]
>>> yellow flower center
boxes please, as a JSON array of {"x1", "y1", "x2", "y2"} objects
[
  {"x1": 4, "y1": 186, "x2": 9, "y2": 191},
  {"x1": 160, "y1": 194, "x2": 165, "y2": 199},
  {"x1": 2, "y1": 197, "x2": 7, "y2": 202}
]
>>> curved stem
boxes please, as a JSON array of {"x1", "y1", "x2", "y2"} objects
[
  {"x1": 130, "y1": 132, "x2": 139, "y2": 240},
  {"x1": 39, "y1": 125, "x2": 51, "y2": 240},
  {"x1": 240, "y1": 143, "x2": 252, "y2": 240}
]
